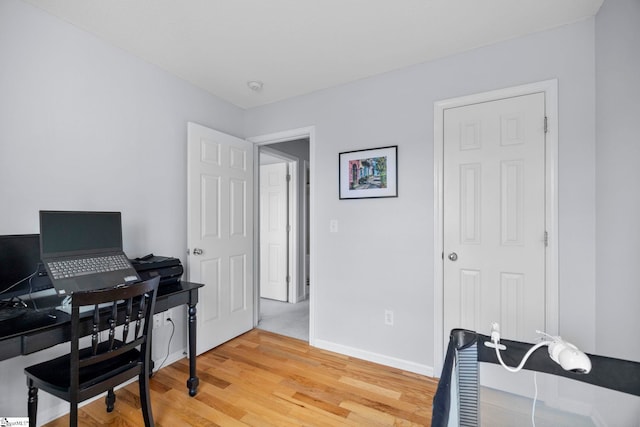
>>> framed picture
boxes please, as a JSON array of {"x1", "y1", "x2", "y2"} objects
[{"x1": 339, "y1": 145, "x2": 398, "y2": 199}]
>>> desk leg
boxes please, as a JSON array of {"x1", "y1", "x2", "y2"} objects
[{"x1": 186, "y1": 303, "x2": 199, "y2": 396}]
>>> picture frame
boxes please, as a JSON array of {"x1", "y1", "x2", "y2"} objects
[{"x1": 339, "y1": 145, "x2": 398, "y2": 199}]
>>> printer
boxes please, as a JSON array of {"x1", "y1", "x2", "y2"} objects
[{"x1": 130, "y1": 254, "x2": 183, "y2": 286}]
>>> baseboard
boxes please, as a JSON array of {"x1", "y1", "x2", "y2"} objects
[
  {"x1": 313, "y1": 339, "x2": 434, "y2": 377},
  {"x1": 152, "y1": 349, "x2": 186, "y2": 372}
]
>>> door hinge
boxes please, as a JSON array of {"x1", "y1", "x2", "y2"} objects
[
  {"x1": 287, "y1": 224, "x2": 291, "y2": 232},
  {"x1": 286, "y1": 174, "x2": 291, "y2": 182},
  {"x1": 544, "y1": 231, "x2": 549, "y2": 247},
  {"x1": 286, "y1": 275, "x2": 291, "y2": 283},
  {"x1": 544, "y1": 116, "x2": 548, "y2": 134}
]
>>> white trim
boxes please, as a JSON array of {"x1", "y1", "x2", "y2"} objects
[
  {"x1": 288, "y1": 161, "x2": 299, "y2": 302},
  {"x1": 433, "y1": 80, "x2": 559, "y2": 376},
  {"x1": 314, "y1": 339, "x2": 434, "y2": 377},
  {"x1": 248, "y1": 126, "x2": 316, "y2": 344},
  {"x1": 260, "y1": 145, "x2": 300, "y2": 162},
  {"x1": 153, "y1": 349, "x2": 187, "y2": 373},
  {"x1": 249, "y1": 126, "x2": 315, "y2": 145},
  {"x1": 302, "y1": 160, "x2": 310, "y2": 301}
]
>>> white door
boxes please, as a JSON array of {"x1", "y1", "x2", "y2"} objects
[
  {"x1": 260, "y1": 162, "x2": 289, "y2": 301},
  {"x1": 443, "y1": 92, "x2": 546, "y2": 346},
  {"x1": 187, "y1": 122, "x2": 254, "y2": 355}
]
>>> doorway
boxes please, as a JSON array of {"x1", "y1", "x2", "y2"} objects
[
  {"x1": 433, "y1": 80, "x2": 559, "y2": 378},
  {"x1": 252, "y1": 134, "x2": 312, "y2": 342},
  {"x1": 259, "y1": 150, "x2": 294, "y2": 303}
]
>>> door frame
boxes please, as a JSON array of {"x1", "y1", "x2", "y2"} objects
[
  {"x1": 433, "y1": 80, "x2": 559, "y2": 374},
  {"x1": 248, "y1": 126, "x2": 316, "y2": 344},
  {"x1": 303, "y1": 160, "x2": 310, "y2": 301},
  {"x1": 259, "y1": 146, "x2": 299, "y2": 303}
]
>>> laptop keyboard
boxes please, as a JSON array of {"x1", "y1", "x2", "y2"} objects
[{"x1": 48, "y1": 254, "x2": 131, "y2": 280}]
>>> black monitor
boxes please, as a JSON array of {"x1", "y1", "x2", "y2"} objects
[{"x1": 0, "y1": 234, "x2": 52, "y2": 300}]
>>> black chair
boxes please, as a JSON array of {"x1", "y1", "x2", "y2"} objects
[{"x1": 24, "y1": 276, "x2": 160, "y2": 427}]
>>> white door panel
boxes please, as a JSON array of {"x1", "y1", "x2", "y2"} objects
[
  {"x1": 260, "y1": 162, "x2": 288, "y2": 301},
  {"x1": 187, "y1": 122, "x2": 253, "y2": 355},
  {"x1": 444, "y1": 93, "x2": 546, "y2": 342},
  {"x1": 444, "y1": 93, "x2": 545, "y2": 341},
  {"x1": 443, "y1": 93, "x2": 546, "y2": 395}
]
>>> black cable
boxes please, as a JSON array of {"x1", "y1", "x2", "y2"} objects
[
  {"x1": 155, "y1": 317, "x2": 175, "y2": 372},
  {"x1": 0, "y1": 297, "x2": 25, "y2": 309},
  {"x1": 28, "y1": 272, "x2": 39, "y2": 311},
  {"x1": 0, "y1": 269, "x2": 37, "y2": 297}
]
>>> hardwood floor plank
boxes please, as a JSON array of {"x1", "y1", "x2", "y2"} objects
[
  {"x1": 338, "y1": 376, "x2": 403, "y2": 400},
  {"x1": 286, "y1": 391, "x2": 351, "y2": 418},
  {"x1": 42, "y1": 329, "x2": 435, "y2": 426},
  {"x1": 195, "y1": 389, "x2": 248, "y2": 421},
  {"x1": 156, "y1": 388, "x2": 246, "y2": 427}
]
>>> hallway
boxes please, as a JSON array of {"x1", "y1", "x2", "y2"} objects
[{"x1": 257, "y1": 298, "x2": 309, "y2": 341}]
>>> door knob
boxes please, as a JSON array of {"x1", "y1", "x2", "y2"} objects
[
  {"x1": 193, "y1": 248, "x2": 204, "y2": 255},
  {"x1": 448, "y1": 252, "x2": 458, "y2": 261}
]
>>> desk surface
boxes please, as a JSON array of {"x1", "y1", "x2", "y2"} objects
[{"x1": 0, "y1": 281, "x2": 203, "y2": 361}]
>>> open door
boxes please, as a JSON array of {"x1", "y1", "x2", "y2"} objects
[
  {"x1": 259, "y1": 160, "x2": 289, "y2": 301},
  {"x1": 187, "y1": 122, "x2": 254, "y2": 355}
]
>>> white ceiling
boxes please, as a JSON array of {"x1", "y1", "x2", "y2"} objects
[{"x1": 24, "y1": 0, "x2": 603, "y2": 109}]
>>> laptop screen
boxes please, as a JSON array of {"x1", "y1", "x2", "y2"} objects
[{"x1": 40, "y1": 211, "x2": 123, "y2": 258}]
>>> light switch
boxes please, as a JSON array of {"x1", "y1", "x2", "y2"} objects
[{"x1": 329, "y1": 219, "x2": 338, "y2": 233}]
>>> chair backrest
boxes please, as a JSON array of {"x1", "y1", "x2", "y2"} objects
[{"x1": 69, "y1": 276, "x2": 160, "y2": 399}]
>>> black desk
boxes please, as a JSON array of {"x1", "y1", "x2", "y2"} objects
[{"x1": 0, "y1": 281, "x2": 203, "y2": 397}]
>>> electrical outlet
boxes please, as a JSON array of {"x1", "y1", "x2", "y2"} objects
[
  {"x1": 163, "y1": 309, "x2": 172, "y2": 326},
  {"x1": 153, "y1": 314, "x2": 162, "y2": 329},
  {"x1": 384, "y1": 309, "x2": 394, "y2": 326},
  {"x1": 329, "y1": 219, "x2": 338, "y2": 233}
]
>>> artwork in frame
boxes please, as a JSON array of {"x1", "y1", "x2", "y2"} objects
[{"x1": 339, "y1": 145, "x2": 398, "y2": 199}]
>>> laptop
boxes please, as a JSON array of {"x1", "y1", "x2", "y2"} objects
[{"x1": 39, "y1": 210, "x2": 140, "y2": 296}]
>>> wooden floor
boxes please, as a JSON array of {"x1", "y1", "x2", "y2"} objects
[{"x1": 43, "y1": 329, "x2": 438, "y2": 426}]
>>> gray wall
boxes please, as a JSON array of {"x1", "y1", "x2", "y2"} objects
[
  {"x1": 246, "y1": 18, "x2": 597, "y2": 370},
  {"x1": 0, "y1": 0, "x2": 244, "y2": 421},
  {"x1": 594, "y1": 0, "x2": 640, "y2": 424}
]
